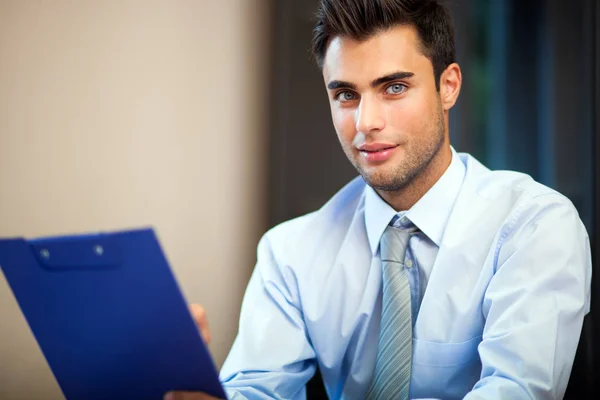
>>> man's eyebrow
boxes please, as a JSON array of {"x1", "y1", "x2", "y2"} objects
[
  {"x1": 327, "y1": 72, "x2": 415, "y2": 91},
  {"x1": 327, "y1": 80, "x2": 356, "y2": 90},
  {"x1": 371, "y1": 71, "x2": 414, "y2": 87}
]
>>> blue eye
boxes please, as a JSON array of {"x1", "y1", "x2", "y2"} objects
[
  {"x1": 336, "y1": 91, "x2": 357, "y2": 102},
  {"x1": 386, "y1": 84, "x2": 407, "y2": 94}
]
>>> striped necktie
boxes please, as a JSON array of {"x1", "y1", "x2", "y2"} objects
[{"x1": 366, "y1": 224, "x2": 418, "y2": 400}]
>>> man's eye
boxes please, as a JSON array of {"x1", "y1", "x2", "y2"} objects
[
  {"x1": 385, "y1": 83, "x2": 407, "y2": 94},
  {"x1": 336, "y1": 91, "x2": 357, "y2": 102}
]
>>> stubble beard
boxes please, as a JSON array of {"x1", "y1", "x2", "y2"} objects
[{"x1": 352, "y1": 106, "x2": 446, "y2": 192}]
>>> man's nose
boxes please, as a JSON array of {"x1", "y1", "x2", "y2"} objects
[{"x1": 355, "y1": 97, "x2": 385, "y2": 134}]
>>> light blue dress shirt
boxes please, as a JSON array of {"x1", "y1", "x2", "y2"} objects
[{"x1": 220, "y1": 150, "x2": 592, "y2": 400}]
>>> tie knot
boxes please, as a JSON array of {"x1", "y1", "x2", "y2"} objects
[{"x1": 380, "y1": 225, "x2": 418, "y2": 263}]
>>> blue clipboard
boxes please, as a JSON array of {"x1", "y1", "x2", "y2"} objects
[{"x1": 0, "y1": 227, "x2": 226, "y2": 400}]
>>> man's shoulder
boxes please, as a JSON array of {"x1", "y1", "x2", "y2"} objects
[
  {"x1": 456, "y1": 153, "x2": 581, "y2": 235},
  {"x1": 262, "y1": 175, "x2": 367, "y2": 255},
  {"x1": 442, "y1": 153, "x2": 586, "y2": 273},
  {"x1": 461, "y1": 153, "x2": 570, "y2": 206}
]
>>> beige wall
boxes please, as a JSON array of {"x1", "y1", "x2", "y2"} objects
[{"x1": 0, "y1": 1, "x2": 268, "y2": 398}]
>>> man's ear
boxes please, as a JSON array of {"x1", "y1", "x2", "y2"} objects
[{"x1": 439, "y1": 63, "x2": 462, "y2": 111}]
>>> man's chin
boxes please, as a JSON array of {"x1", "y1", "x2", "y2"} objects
[
  {"x1": 353, "y1": 161, "x2": 407, "y2": 190},
  {"x1": 361, "y1": 174, "x2": 408, "y2": 192}
]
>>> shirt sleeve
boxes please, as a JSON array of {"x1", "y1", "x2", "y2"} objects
[
  {"x1": 464, "y1": 194, "x2": 592, "y2": 399},
  {"x1": 219, "y1": 230, "x2": 317, "y2": 400}
]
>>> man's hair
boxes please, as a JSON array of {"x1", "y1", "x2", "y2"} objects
[{"x1": 311, "y1": 0, "x2": 456, "y2": 89}]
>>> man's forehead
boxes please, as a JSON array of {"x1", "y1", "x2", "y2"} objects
[{"x1": 322, "y1": 26, "x2": 428, "y2": 83}]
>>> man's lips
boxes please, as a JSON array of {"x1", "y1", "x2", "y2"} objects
[
  {"x1": 358, "y1": 143, "x2": 399, "y2": 163},
  {"x1": 358, "y1": 143, "x2": 398, "y2": 152}
]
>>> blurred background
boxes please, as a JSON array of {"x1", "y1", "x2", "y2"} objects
[
  {"x1": 0, "y1": 1, "x2": 269, "y2": 398},
  {"x1": 0, "y1": 0, "x2": 597, "y2": 399}
]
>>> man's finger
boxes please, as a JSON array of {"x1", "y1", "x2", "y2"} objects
[
  {"x1": 164, "y1": 391, "x2": 220, "y2": 400},
  {"x1": 189, "y1": 303, "x2": 211, "y2": 344}
]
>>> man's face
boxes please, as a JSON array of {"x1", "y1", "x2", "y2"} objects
[{"x1": 323, "y1": 25, "x2": 447, "y2": 192}]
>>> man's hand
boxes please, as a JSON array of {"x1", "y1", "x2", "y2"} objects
[
  {"x1": 163, "y1": 305, "x2": 222, "y2": 400},
  {"x1": 190, "y1": 303, "x2": 211, "y2": 345}
]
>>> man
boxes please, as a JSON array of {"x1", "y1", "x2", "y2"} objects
[{"x1": 167, "y1": 0, "x2": 592, "y2": 399}]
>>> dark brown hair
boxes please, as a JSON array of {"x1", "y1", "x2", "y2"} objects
[{"x1": 311, "y1": 0, "x2": 456, "y2": 90}]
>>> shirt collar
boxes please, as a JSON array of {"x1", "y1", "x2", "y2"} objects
[{"x1": 364, "y1": 147, "x2": 466, "y2": 254}]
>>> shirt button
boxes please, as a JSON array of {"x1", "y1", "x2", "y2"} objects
[
  {"x1": 405, "y1": 259, "x2": 413, "y2": 268},
  {"x1": 401, "y1": 216, "x2": 409, "y2": 225}
]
